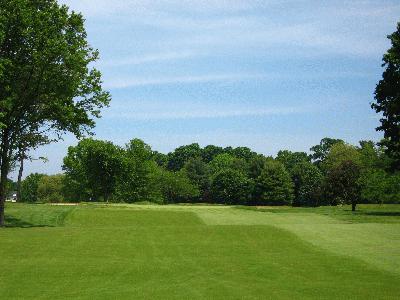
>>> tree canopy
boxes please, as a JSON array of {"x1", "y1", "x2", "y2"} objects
[
  {"x1": 372, "y1": 22, "x2": 400, "y2": 170},
  {"x1": 0, "y1": 0, "x2": 110, "y2": 225}
]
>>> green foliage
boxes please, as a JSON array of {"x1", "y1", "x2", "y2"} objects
[
  {"x1": 255, "y1": 160, "x2": 294, "y2": 205},
  {"x1": 323, "y1": 143, "x2": 364, "y2": 209},
  {"x1": 154, "y1": 169, "x2": 200, "y2": 204},
  {"x1": 201, "y1": 145, "x2": 224, "y2": 163},
  {"x1": 0, "y1": 0, "x2": 110, "y2": 225},
  {"x1": 210, "y1": 169, "x2": 253, "y2": 204},
  {"x1": 37, "y1": 174, "x2": 65, "y2": 203},
  {"x1": 358, "y1": 141, "x2": 381, "y2": 169},
  {"x1": 372, "y1": 22, "x2": 400, "y2": 169},
  {"x1": 20, "y1": 173, "x2": 45, "y2": 202},
  {"x1": 325, "y1": 160, "x2": 361, "y2": 209},
  {"x1": 167, "y1": 143, "x2": 202, "y2": 171},
  {"x1": 152, "y1": 151, "x2": 168, "y2": 167},
  {"x1": 247, "y1": 154, "x2": 269, "y2": 179},
  {"x1": 63, "y1": 139, "x2": 123, "y2": 202},
  {"x1": 209, "y1": 153, "x2": 247, "y2": 175},
  {"x1": 291, "y1": 162, "x2": 323, "y2": 207},
  {"x1": 359, "y1": 169, "x2": 400, "y2": 204},
  {"x1": 114, "y1": 139, "x2": 157, "y2": 203},
  {"x1": 276, "y1": 150, "x2": 310, "y2": 173},
  {"x1": 228, "y1": 146, "x2": 257, "y2": 160},
  {"x1": 310, "y1": 138, "x2": 344, "y2": 166},
  {"x1": 183, "y1": 157, "x2": 211, "y2": 202},
  {"x1": 323, "y1": 143, "x2": 361, "y2": 172}
]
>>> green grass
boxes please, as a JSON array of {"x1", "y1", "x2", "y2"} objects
[
  {"x1": 1, "y1": 203, "x2": 399, "y2": 299},
  {"x1": 240, "y1": 204, "x2": 400, "y2": 223}
]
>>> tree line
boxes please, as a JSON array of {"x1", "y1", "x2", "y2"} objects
[{"x1": 17, "y1": 137, "x2": 400, "y2": 210}]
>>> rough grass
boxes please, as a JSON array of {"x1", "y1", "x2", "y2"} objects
[{"x1": 0, "y1": 203, "x2": 399, "y2": 299}]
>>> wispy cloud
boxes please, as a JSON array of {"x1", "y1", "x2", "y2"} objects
[
  {"x1": 103, "y1": 102, "x2": 319, "y2": 121},
  {"x1": 100, "y1": 50, "x2": 201, "y2": 67},
  {"x1": 105, "y1": 73, "x2": 263, "y2": 89}
]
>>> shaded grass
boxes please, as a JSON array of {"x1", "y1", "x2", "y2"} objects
[{"x1": 4, "y1": 203, "x2": 76, "y2": 227}]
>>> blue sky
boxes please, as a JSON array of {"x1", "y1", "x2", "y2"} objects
[{"x1": 16, "y1": 0, "x2": 400, "y2": 177}]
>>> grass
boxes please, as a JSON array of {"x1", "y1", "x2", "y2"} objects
[
  {"x1": 240, "y1": 204, "x2": 400, "y2": 223},
  {"x1": 1, "y1": 203, "x2": 399, "y2": 299}
]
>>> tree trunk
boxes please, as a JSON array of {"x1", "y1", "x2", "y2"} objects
[
  {"x1": 0, "y1": 130, "x2": 10, "y2": 227},
  {"x1": 16, "y1": 152, "x2": 24, "y2": 202},
  {"x1": 351, "y1": 201, "x2": 356, "y2": 212}
]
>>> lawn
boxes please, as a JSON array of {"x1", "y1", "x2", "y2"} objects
[{"x1": 0, "y1": 203, "x2": 399, "y2": 299}]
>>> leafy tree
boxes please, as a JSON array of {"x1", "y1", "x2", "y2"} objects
[
  {"x1": 0, "y1": 0, "x2": 110, "y2": 225},
  {"x1": 201, "y1": 145, "x2": 224, "y2": 163},
  {"x1": 209, "y1": 153, "x2": 247, "y2": 175},
  {"x1": 323, "y1": 143, "x2": 361, "y2": 172},
  {"x1": 153, "y1": 151, "x2": 168, "y2": 167},
  {"x1": 276, "y1": 150, "x2": 310, "y2": 174},
  {"x1": 358, "y1": 141, "x2": 381, "y2": 170},
  {"x1": 359, "y1": 169, "x2": 400, "y2": 204},
  {"x1": 20, "y1": 173, "x2": 45, "y2": 202},
  {"x1": 114, "y1": 139, "x2": 156, "y2": 203},
  {"x1": 325, "y1": 160, "x2": 361, "y2": 211},
  {"x1": 167, "y1": 143, "x2": 202, "y2": 171},
  {"x1": 310, "y1": 138, "x2": 344, "y2": 166},
  {"x1": 248, "y1": 154, "x2": 269, "y2": 180},
  {"x1": 385, "y1": 172, "x2": 400, "y2": 203},
  {"x1": 291, "y1": 162, "x2": 323, "y2": 207},
  {"x1": 372, "y1": 22, "x2": 400, "y2": 169},
  {"x1": 229, "y1": 146, "x2": 257, "y2": 161},
  {"x1": 183, "y1": 157, "x2": 211, "y2": 202},
  {"x1": 323, "y1": 143, "x2": 363, "y2": 210},
  {"x1": 63, "y1": 139, "x2": 122, "y2": 202},
  {"x1": 210, "y1": 169, "x2": 253, "y2": 205},
  {"x1": 155, "y1": 169, "x2": 200, "y2": 204},
  {"x1": 254, "y1": 160, "x2": 294, "y2": 206},
  {"x1": 37, "y1": 174, "x2": 65, "y2": 203}
]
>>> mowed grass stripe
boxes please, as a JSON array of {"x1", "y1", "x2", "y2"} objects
[
  {"x1": 64, "y1": 208, "x2": 204, "y2": 227},
  {"x1": 194, "y1": 205, "x2": 400, "y2": 275}
]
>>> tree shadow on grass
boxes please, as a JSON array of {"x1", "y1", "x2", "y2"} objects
[
  {"x1": 363, "y1": 211, "x2": 400, "y2": 217},
  {"x1": 4, "y1": 216, "x2": 53, "y2": 228}
]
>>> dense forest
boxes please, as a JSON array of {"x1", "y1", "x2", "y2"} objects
[{"x1": 15, "y1": 137, "x2": 400, "y2": 210}]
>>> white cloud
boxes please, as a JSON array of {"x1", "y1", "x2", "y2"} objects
[
  {"x1": 105, "y1": 73, "x2": 263, "y2": 89},
  {"x1": 100, "y1": 50, "x2": 201, "y2": 67},
  {"x1": 103, "y1": 100, "x2": 319, "y2": 121}
]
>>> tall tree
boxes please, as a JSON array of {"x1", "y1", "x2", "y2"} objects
[
  {"x1": 372, "y1": 22, "x2": 400, "y2": 169},
  {"x1": 0, "y1": 0, "x2": 110, "y2": 225},
  {"x1": 254, "y1": 160, "x2": 294, "y2": 206},
  {"x1": 325, "y1": 160, "x2": 361, "y2": 211},
  {"x1": 63, "y1": 139, "x2": 122, "y2": 202},
  {"x1": 323, "y1": 143, "x2": 362, "y2": 210},
  {"x1": 291, "y1": 161, "x2": 323, "y2": 207},
  {"x1": 114, "y1": 139, "x2": 156, "y2": 203}
]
